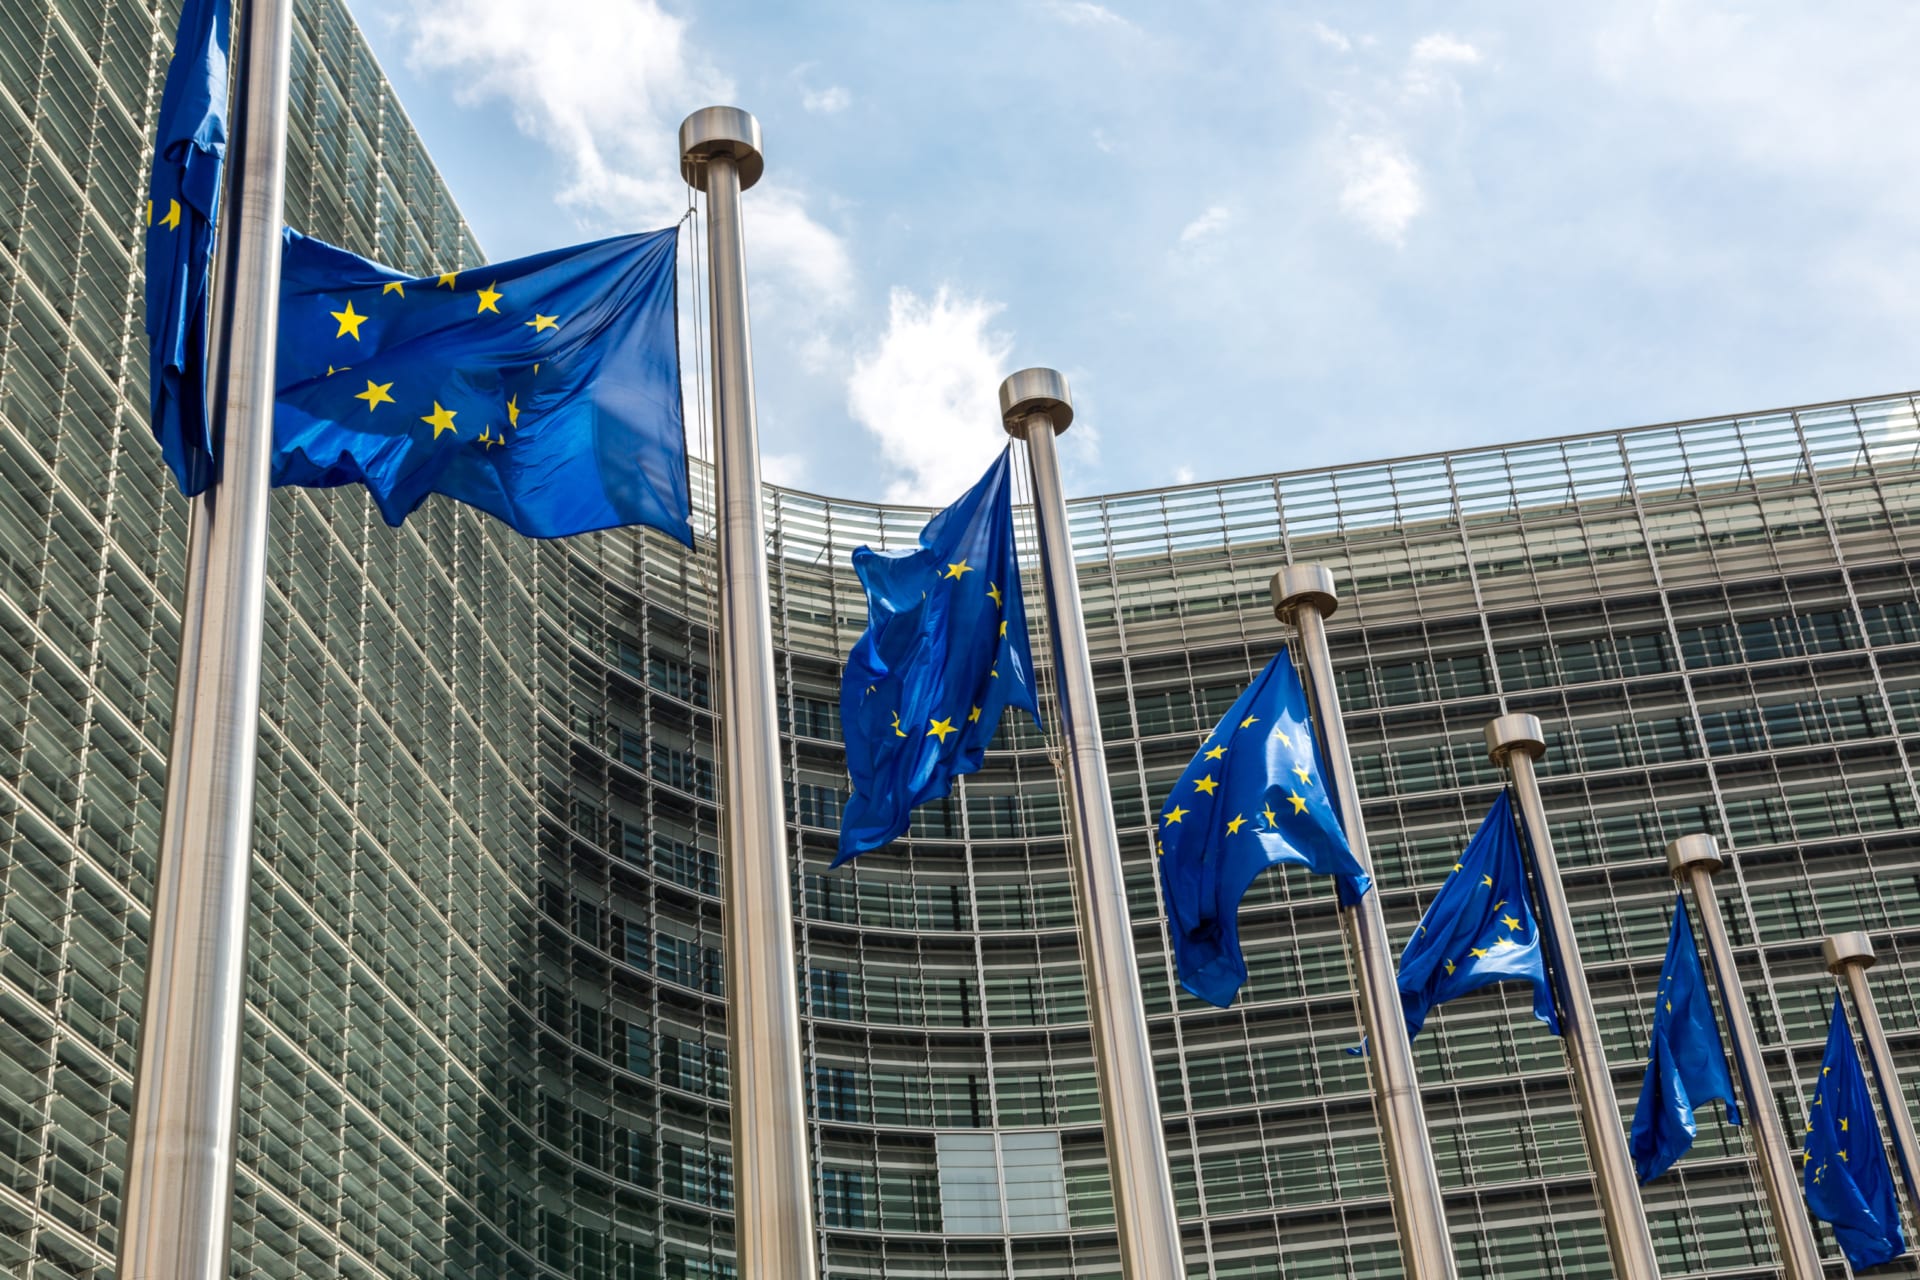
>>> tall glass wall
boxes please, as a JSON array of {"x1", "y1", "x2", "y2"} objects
[{"x1": 5, "y1": 0, "x2": 1920, "y2": 1276}]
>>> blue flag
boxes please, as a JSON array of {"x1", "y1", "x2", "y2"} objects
[
  {"x1": 273, "y1": 227, "x2": 691, "y2": 543},
  {"x1": 1628, "y1": 895, "x2": 1739, "y2": 1183},
  {"x1": 1805, "y1": 995, "x2": 1907, "y2": 1270},
  {"x1": 836, "y1": 448, "x2": 1039, "y2": 864},
  {"x1": 1155, "y1": 647, "x2": 1370, "y2": 1008},
  {"x1": 1397, "y1": 792, "x2": 1560, "y2": 1040},
  {"x1": 145, "y1": 0, "x2": 230, "y2": 496}
]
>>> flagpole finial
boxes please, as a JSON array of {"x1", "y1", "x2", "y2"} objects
[
  {"x1": 1484, "y1": 712, "x2": 1545, "y2": 764},
  {"x1": 1000, "y1": 367, "x2": 1073, "y2": 438},
  {"x1": 1272, "y1": 564, "x2": 1338, "y2": 621},
  {"x1": 1665, "y1": 833, "x2": 1724, "y2": 877},
  {"x1": 679, "y1": 106, "x2": 764, "y2": 191},
  {"x1": 1825, "y1": 931, "x2": 1877, "y2": 973}
]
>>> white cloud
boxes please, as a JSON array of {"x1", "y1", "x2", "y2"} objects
[
  {"x1": 1173, "y1": 464, "x2": 1196, "y2": 485},
  {"x1": 1339, "y1": 136, "x2": 1423, "y2": 245},
  {"x1": 802, "y1": 85, "x2": 850, "y2": 114},
  {"x1": 1312, "y1": 21, "x2": 1351, "y2": 52},
  {"x1": 846, "y1": 288, "x2": 1014, "y2": 505},
  {"x1": 761, "y1": 453, "x2": 808, "y2": 487},
  {"x1": 398, "y1": 0, "x2": 850, "y2": 301},
  {"x1": 1411, "y1": 33, "x2": 1481, "y2": 65},
  {"x1": 1042, "y1": 1, "x2": 1134, "y2": 31},
  {"x1": 1179, "y1": 205, "x2": 1232, "y2": 245}
]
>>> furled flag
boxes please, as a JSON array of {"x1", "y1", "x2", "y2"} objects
[
  {"x1": 273, "y1": 227, "x2": 692, "y2": 543},
  {"x1": 1628, "y1": 895, "x2": 1739, "y2": 1183},
  {"x1": 837, "y1": 448, "x2": 1040, "y2": 863},
  {"x1": 1397, "y1": 791, "x2": 1560, "y2": 1040},
  {"x1": 145, "y1": 0, "x2": 229, "y2": 496},
  {"x1": 1805, "y1": 995, "x2": 1907, "y2": 1271},
  {"x1": 1155, "y1": 647, "x2": 1370, "y2": 1008}
]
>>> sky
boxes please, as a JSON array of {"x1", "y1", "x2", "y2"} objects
[{"x1": 345, "y1": 0, "x2": 1920, "y2": 506}]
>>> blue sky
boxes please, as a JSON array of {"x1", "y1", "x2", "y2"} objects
[{"x1": 347, "y1": 0, "x2": 1920, "y2": 505}]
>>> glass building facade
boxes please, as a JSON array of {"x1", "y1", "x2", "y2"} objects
[{"x1": 5, "y1": 1, "x2": 1920, "y2": 1277}]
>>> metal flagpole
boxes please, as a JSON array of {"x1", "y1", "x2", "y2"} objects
[
  {"x1": 1824, "y1": 931, "x2": 1920, "y2": 1231},
  {"x1": 1485, "y1": 714, "x2": 1661, "y2": 1280},
  {"x1": 118, "y1": 0, "x2": 293, "y2": 1275},
  {"x1": 1000, "y1": 369, "x2": 1184, "y2": 1278},
  {"x1": 1274, "y1": 566, "x2": 1458, "y2": 1280},
  {"x1": 1666, "y1": 836, "x2": 1822, "y2": 1280},
  {"x1": 679, "y1": 107, "x2": 820, "y2": 1280}
]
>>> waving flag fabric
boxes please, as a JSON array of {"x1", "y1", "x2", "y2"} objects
[
  {"x1": 145, "y1": 0, "x2": 229, "y2": 495},
  {"x1": 1628, "y1": 895, "x2": 1739, "y2": 1183},
  {"x1": 273, "y1": 227, "x2": 691, "y2": 542},
  {"x1": 1155, "y1": 647, "x2": 1369, "y2": 1007},
  {"x1": 1805, "y1": 995, "x2": 1907, "y2": 1270},
  {"x1": 1396, "y1": 792, "x2": 1560, "y2": 1040},
  {"x1": 837, "y1": 448, "x2": 1040, "y2": 863}
]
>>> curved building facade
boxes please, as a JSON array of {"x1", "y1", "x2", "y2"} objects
[{"x1": 6, "y1": 1, "x2": 1920, "y2": 1278}]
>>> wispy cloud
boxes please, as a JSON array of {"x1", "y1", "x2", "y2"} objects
[
  {"x1": 802, "y1": 84, "x2": 850, "y2": 114},
  {"x1": 1179, "y1": 205, "x2": 1232, "y2": 245},
  {"x1": 1042, "y1": 0, "x2": 1135, "y2": 31},
  {"x1": 1338, "y1": 136, "x2": 1423, "y2": 245},
  {"x1": 1312, "y1": 21, "x2": 1351, "y2": 53},
  {"x1": 397, "y1": 0, "x2": 851, "y2": 301},
  {"x1": 1411, "y1": 33, "x2": 1481, "y2": 66},
  {"x1": 846, "y1": 287, "x2": 1014, "y2": 505}
]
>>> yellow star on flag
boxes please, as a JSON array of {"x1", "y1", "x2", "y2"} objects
[
  {"x1": 987, "y1": 582, "x2": 1003, "y2": 607},
  {"x1": 968, "y1": 706, "x2": 981, "y2": 723},
  {"x1": 1240, "y1": 714, "x2": 1259, "y2": 729},
  {"x1": 526, "y1": 313, "x2": 559, "y2": 333},
  {"x1": 890, "y1": 711, "x2": 906, "y2": 738},
  {"x1": 1444, "y1": 959, "x2": 1456, "y2": 975},
  {"x1": 355, "y1": 379, "x2": 395, "y2": 410},
  {"x1": 382, "y1": 280, "x2": 405, "y2": 297},
  {"x1": 1291, "y1": 764, "x2": 1310, "y2": 784},
  {"x1": 1164, "y1": 806, "x2": 1188, "y2": 825},
  {"x1": 1288, "y1": 792, "x2": 1307, "y2": 814},
  {"x1": 1481, "y1": 874, "x2": 1494, "y2": 888},
  {"x1": 421, "y1": 401, "x2": 459, "y2": 438},
  {"x1": 475, "y1": 282, "x2": 503, "y2": 314},
  {"x1": 927, "y1": 717, "x2": 957, "y2": 743},
  {"x1": 331, "y1": 300, "x2": 367, "y2": 340},
  {"x1": 1470, "y1": 946, "x2": 1490, "y2": 959},
  {"x1": 1501, "y1": 914, "x2": 1520, "y2": 931},
  {"x1": 1225, "y1": 814, "x2": 1247, "y2": 835},
  {"x1": 159, "y1": 198, "x2": 182, "y2": 230},
  {"x1": 1262, "y1": 805, "x2": 1278, "y2": 826},
  {"x1": 1204, "y1": 745, "x2": 1226, "y2": 760},
  {"x1": 1193, "y1": 775, "x2": 1218, "y2": 796},
  {"x1": 437, "y1": 270, "x2": 458, "y2": 289},
  {"x1": 999, "y1": 620, "x2": 1008, "y2": 637},
  {"x1": 1274, "y1": 728, "x2": 1293, "y2": 748},
  {"x1": 507, "y1": 395, "x2": 520, "y2": 428},
  {"x1": 944, "y1": 560, "x2": 974, "y2": 580}
]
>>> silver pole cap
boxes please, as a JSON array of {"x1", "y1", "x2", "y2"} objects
[
  {"x1": 1825, "y1": 931, "x2": 1877, "y2": 973},
  {"x1": 1485, "y1": 712, "x2": 1546, "y2": 763},
  {"x1": 1272, "y1": 564, "x2": 1338, "y2": 622},
  {"x1": 1666, "y1": 834, "x2": 1725, "y2": 878},
  {"x1": 679, "y1": 106, "x2": 764, "y2": 191},
  {"x1": 1000, "y1": 368, "x2": 1073, "y2": 438}
]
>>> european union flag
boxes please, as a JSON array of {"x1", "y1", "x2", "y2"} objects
[
  {"x1": 1629, "y1": 895, "x2": 1739, "y2": 1183},
  {"x1": 1805, "y1": 994, "x2": 1907, "y2": 1271},
  {"x1": 1155, "y1": 647, "x2": 1370, "y2": 1008},
  {"x1": 1397, "y1": 792, "x2": 1560, "y2": 1040},
  {"x1": 145, "y1": 0, "x2": 229, "y2": 496},
  {"x1": 837, "y1": 448, "x2": 1039, "y2": 863},
  {"x1": 273, "y1": 227, "x2": 691, "y2": 543}
]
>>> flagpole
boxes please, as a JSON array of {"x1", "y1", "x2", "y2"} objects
[
  {"x1": 1485, "y1": 714, "x2": 1661, "y2": 1280},
  {"x1": 1823, "y1": 932, "x2": 1920, "y2": 1230},
  {"x1": 679, "y1": 107, "x2": 820, "y2": 1279},
  {"x1": 1000, "y1": 369, "x2": 1185, "y2": 1279},
  {"x1": 118, "y1": 0, "x2": 292, "y2": 1275},
  {"x1": 1274, "y1": 566, "x2": 1459, "y2": 1280},
  {"x1": 1666, "y1": 837, "x2": 1822, "y2": 1279}
]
